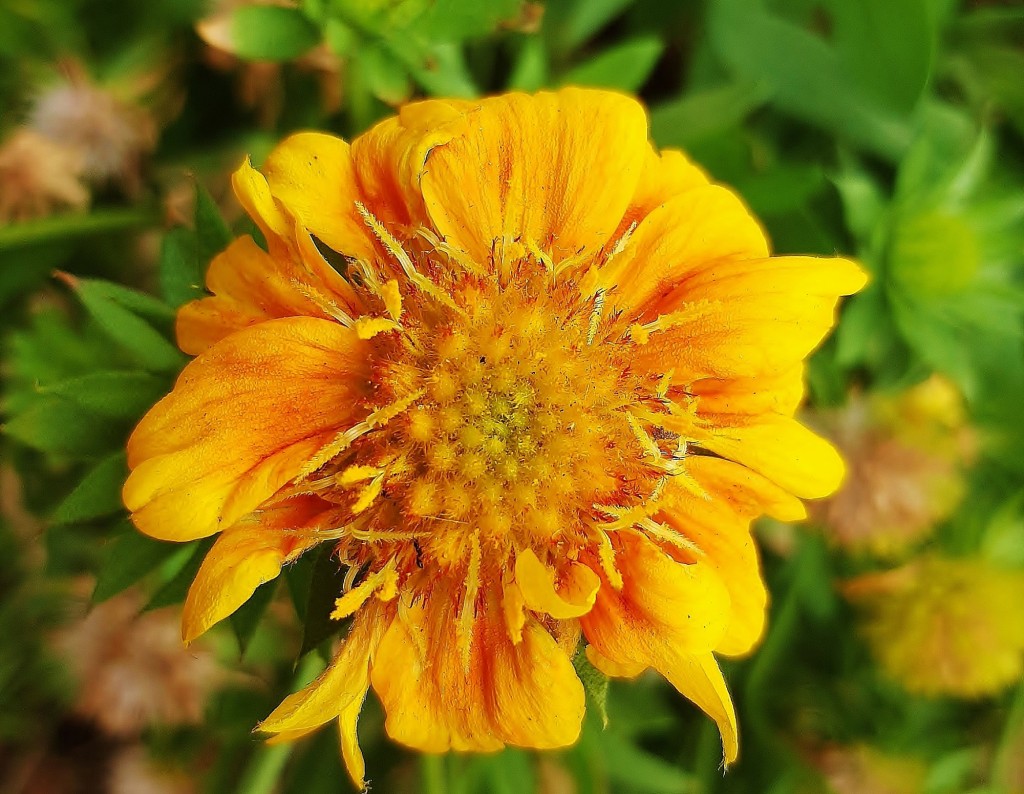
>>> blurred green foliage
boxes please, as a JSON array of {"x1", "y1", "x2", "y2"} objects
[{"x1": 2, "y1": 1, "x2": 1023, "y2": 793}]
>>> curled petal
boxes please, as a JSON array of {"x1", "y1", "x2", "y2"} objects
[{"x1": 515, "y1": 548, "x2": 600, "y2": 619}]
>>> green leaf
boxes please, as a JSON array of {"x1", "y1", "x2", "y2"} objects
[
  {"x1": 361, "y1": 41, "x2": 413, "y2": 105},
  {"x1": 545, "y1": 0, "x2": 633, "y2": 50},
  {"x1": 145, "y1": 538, "x2": 216, "y2": 611},
  {"x1": 159, "y1": 227, "x2": 205, "y2": 309},
  {"x1": 93, "y1": 526, "x2": 180, "y2": 603},
  {"x1": 650, "y1": 82, "x2": 771, "y2": 149},
  {"x1": 71, "y1": 277, "x2": 174, "y2": 324},
  {"x1": 708, "y1": 0, "x2": 914, "y2": 159},
  {"x1": 561, "y1": 36, "x2": 663, "y2": 93},
  {"x1": 414, "y1": 0, "x2": 523, "y2": 41},
  {"x1": 299, "y1": 546, "x2": 349, "y2": 658},
  {"x1": 0, "y1": 207, "x2": 157, "y2": 253},
  {"x1": 598, "y1": 728, "x2": 695, "y2": 794},
  {"x1": 4, "y1": 397, "x2": 121, "y2": 457},
  {"x1": 825, "y1": 0, "x2": 936, "y2": 113},
  {"x1": 72, "y1": 278, "x2": 185, "y2": 373},
  {"x1": 230, "y1": 580, "x2": 278, "y2": 657},
  {"x1": 52, "y1": 452, "x2": 128, "y2": 525},
  {"x1": 507, "y1": 35, "x2": 547, "y2": 92},
  {"x1": 194, "y1": 184, "x2": 233, "y2": 262},
  {"x1": 402, "y1": 42, "x2": 478, "y2": 98},
  {"x1": 39, "y1": 371, "x2": 168, "y2": 419},
  {"x1": 229, "y1": 5, "x2": 321, "y2": 61}
]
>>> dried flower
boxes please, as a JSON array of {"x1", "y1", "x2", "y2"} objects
[
  {"x1": 56, "y1": 591, "x2": 220, "y2": 737},
  {"x1": 817, "y1": 745, "x2": 927, "y2": 794},
  {"x1": 0, "y1": 129, "x2": 89, "y2": 223},
  {"x1": 815, "y1": 376, "x2": 973, "y2": 557}
]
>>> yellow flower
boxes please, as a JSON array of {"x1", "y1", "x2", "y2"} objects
[
  {"x1": 123, "y1": 88, "x2": 864, "y2": 787},
  {"x1": 845, "y1": 556, "x2": 1024, "y2": 696}
]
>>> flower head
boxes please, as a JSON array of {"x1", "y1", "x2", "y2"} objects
[
  {"x1": 844, "y1": 556, "x2": 1024, "y2": 696},
  {"x1": 123, "y1": 89, "x2": 864, "y2": 786},
  {"x1": 0, "y1": 128, "x2": 89, "y2": 222}
]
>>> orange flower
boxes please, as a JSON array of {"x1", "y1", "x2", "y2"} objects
[{"x1": 123, "y1": 88, "x2": 864, "y2": 787}]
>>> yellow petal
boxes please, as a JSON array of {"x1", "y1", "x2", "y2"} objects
[
  {"x1": 259, "y1": 610, "x2": 378, "y2": 735},
  {"x1": 232, "y1": 157, "x2": 291, "y2": 248},
  {"x1": 338, "y1": 698, "x2": 368, "y2": 790},
  {"x1": 661, "y1": 652, "x2": 738, "y2": 766},
  {"x1": 695, "y1": 413, "x2": 845, "y2": 499},
  {"x1": 181, "y1": 496, "x2": 329, "y2": 642},
  {"x1": 261, "y1": 131, "x2": 377, "y2": 261},
  {"x1": 124, "y1": 317, "x2": 370, "y2": 542},
  {"x1": 598, "y1": 185, "x2": 768, "y2": 316},
  {"x1": 331, "y1": 559, "x2": 399, "y2": 621},
  {"x1": 420, "y1": 88, "x2": 649, "y2": 267},
  {"x1": 515, "y1": 548, "x2": 600, "y2": 619},
  {"x1": 688, "y1": 367, "x2": 806, "y2": 418}
]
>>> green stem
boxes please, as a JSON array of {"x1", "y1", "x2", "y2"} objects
[
  {"x1": 237, "y1": 743, "x2": 294, "y2": 794},
  {"x1": 0, "y1": 207, "x2": 158, "y2": 252},
  {"x1": 421, "y1": 753, "x2": 447, "y2": 794},
  {"x1": 237, "y1": 654, "x2": 324, "y2": 794}
]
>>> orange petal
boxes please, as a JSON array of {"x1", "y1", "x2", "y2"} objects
[
  {"x1": 371, "y1": 584, "x2": 584, "y2": 752},
  {"x1": 687, "y1": 366, "x2": 806, "y2": 418},
  {"x1": 420, "y1": 88, "x2": 649, "y2": 267},
  {"x1": 351, "y1": 98, "x2": 472, "y2": 230},
  {"x1": 581, "y1": 531, "x2": 731, "y2": 663},
  {"x1": 181, "y1": 495, "x2": 331, "y2": 642},
  {"x1": 515, "y1": 548, "x2": 600, "y2": 619},
  {"x1": 581, "y1": 531, "x2": 737, "y2": 763},
  {"x1": 124, "y1": 317, "x2": 370, "y2": 542},
  {"x1": 598, "y1": 185, "x2": 769, "y2": 316}
]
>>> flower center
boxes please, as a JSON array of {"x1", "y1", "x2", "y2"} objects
[{"x1": 401, "y1": 287, "x2": 636, "y2": 547}]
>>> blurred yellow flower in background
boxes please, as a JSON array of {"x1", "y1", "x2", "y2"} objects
[
  {"x1": 122, "y1": 88, "x2": 864, "y2": 787},
  {"x1": 845, "y1": 556, "x2": 1024, "y2": 697},
  {"x1": 815, "y1": 375, "x2": 975, "y2": 558}
]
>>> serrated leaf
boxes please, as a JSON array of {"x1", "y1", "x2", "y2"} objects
[
  {"x1": 562, "y1": 36, "x2": 663, "y2": 93},
  {"x1": 52, "y1": 452, "x2": 128, "y2": 525},
  {"x1": 4, "y1": 397, "x2": 121, "y2": 457},
  {"x1": 229, "y1": 6, "x2": 321, "y2": 61},
  {"x1": 145, "y1": 538, "x2": 216, "y2": 611},
  {"x1": 299, "y1": 546, "x2": 350, "y2": 658},
  {"x1": 39, "y1": 371, "x2": 168, "y2": 419},
  {"x1": 93, "y1": 525, "x2": 180, "y2": 603},
  {"x1": 230, "y1": 579, "x2": 278, "y2": 657},
  {"x1": 573, "y1": 647, "x2": 610, "y2": 728},
  {"x1": 72, "y1": 279, "x2": 185, "y2": 372}
]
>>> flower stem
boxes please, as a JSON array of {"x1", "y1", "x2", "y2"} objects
[{"x1": 421, "y1": 753, "x2": 447, "y2": 794}]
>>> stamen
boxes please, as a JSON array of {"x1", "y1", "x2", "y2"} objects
[
  {"x1": 356, "y1": 202, "x2": 465, "y2": 315},
  {"x1": 289, "y1": 279, "x2": 354, "y2": 327}
]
